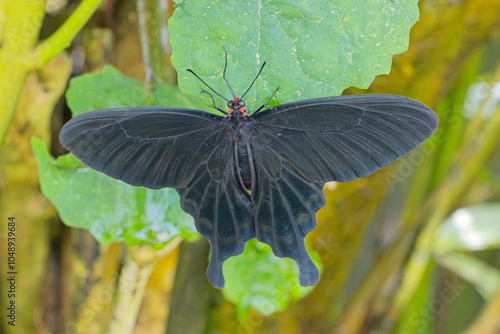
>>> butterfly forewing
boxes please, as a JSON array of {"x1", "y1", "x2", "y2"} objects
[
  {"x1": 60, "y1": 107, "x2": 226, "y2": 189},
  {"x1": 252, "y1": 94, "x2": 439, "y2": 183}
]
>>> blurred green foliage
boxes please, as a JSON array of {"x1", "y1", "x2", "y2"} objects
[{"x1": 434, "y1": 204, "x2": 500, "y2": 299}]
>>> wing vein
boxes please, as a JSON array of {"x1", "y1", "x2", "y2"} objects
[{"x1": 129, "y1": 140, "x2": 161, "y2": 184}]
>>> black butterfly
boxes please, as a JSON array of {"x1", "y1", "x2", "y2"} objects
[{"x1": 60, "y1": 52, "x2": 438, "y2": 289}]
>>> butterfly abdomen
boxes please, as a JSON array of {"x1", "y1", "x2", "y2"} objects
[{"x1": 236, "y1": 139, "x2": 253, "y2": 191}]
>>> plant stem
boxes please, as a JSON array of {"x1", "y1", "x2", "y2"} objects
[
  {"x1": 0, "y1": 0, "x2": 45, "y2": 146},
  {"x1": 0, "y1": 0, "x2": 102, "y2": 146},
  {"x1": 74, "y1": 243, "x2": 122, "y2": 334},
  {"x1": 107, "y1": 239, "x2": 181, "y2": 334},
  {"x1": 32, "y1": 0, "x2": 104, "y2": 68},
  {"x1": 136, "y1": 0, "x2": 153, "y2": 86},
  {"x1": 148, "y1": 0, "x2": 169, "y2": 85}
]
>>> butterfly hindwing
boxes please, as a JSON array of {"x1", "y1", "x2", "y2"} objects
[
  {"x1": 60, "y1": 107, "x2": 226, "y2": 189},
  {"x1": 177, "y1": 136, "x2": 254, "y2": 289},
  {"x1": 252, "y1": 94, "x2": 439, "y2": 183},
  {"x1": 249, "y1": 136, "x2": 326, "y2": 286}
]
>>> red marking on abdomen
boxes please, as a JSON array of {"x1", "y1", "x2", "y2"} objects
[{"x1": 243, "y1": 180, "x2": 251, "y2": 190}]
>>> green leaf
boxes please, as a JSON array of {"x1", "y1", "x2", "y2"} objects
[
  {"x1": 32, "y1": 137, "x2": 198, "y2": 247},
  {"x1": 65, "y1": 65, "x2": 213, "y2": 114},
  {"x1": 169, "y1": 0, "x2": 419, "y2": 111},
  {"x1": 66, "y1": 65, "x2": 149, "y2": 116},
  {"x1": 433, "y1": 203, "x2": 500, "y2": 254},
  {"x1": 152, "y1": 81, "x2": 211, "y2": 111},
  {"x1": 222, "y1": 240, "x2": 321, "y2": 320}
]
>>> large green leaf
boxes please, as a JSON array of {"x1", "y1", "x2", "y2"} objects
[
  {"x1": 152, "y1": 81, "x2": 210, "y2": 111},
  {"x1": 66, "y1": 65, "x2": 208, "y2": 116},
  {"x1": 32, "y1": 137, "x2": 197, "y2": 247},
  {"x1": 169, "y1": 0, "x2": 419, "y2": 111},
  {"x1": 222, "y1": 240, "x2": 320, "y2": 319},
  {"x1": 66, "y1": 65, "x2": 149, "y2": 116}
]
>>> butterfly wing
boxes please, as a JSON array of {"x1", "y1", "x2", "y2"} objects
[
  {"x1": 249, "y1": 141, "x2": 326, "y2": 286},
  {"x1": 248, "y1": 94, "x2": 438, "y2": 285},
  {"x1": 60, "y1": 106, "x2": 226, "y2": 189},
  {"x1": 252, "y1": 94, "x2": 439, "y2": 183},
  {"x1": 176, "y1": 138, "x2": 254, "y2": 289}
]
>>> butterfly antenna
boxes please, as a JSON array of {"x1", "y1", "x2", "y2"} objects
[
  {"x1": 187, "y1": 69, "x2": 229, "y2": 101},
  {"x1": 241, "y1": 61, "x2": 266, "y2": 100},
  {"x1": 222, "y1": 47, "x2": 237, "y2": 99}
]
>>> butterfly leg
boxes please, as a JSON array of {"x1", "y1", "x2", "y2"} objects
[
  {"x1": 201, "y1": 89, "x2": 228, "y2": 115},
  {"x1": 254, "y1": 87, "x2": 279, "y2": 114}
]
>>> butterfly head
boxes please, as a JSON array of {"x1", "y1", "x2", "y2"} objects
[
  {"x1": 227, "y1": 98, "x2": 248, "y2": 118},
  {"x1": 187, "y1": 48, "x2": 267, "y2": 118}
]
